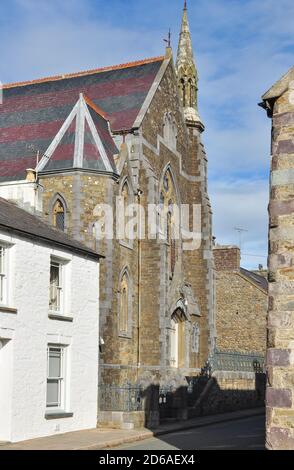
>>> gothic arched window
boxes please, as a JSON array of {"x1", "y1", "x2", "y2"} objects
[
  {"x1": 118, "y1": 269, "x2": 132, "y2": 337},
  {"x1": 120, "y1": 180, "x2": 132, "y2": 244},
  {"x1": 180, "y1": 78, "x2": 186, "y2": 107},
  {"x1": 52, "y1": 199, "x2": 65, "y2": 231},
  {"x1": 192, "y1": 323, "x2": 200, "y2": 354},
  {"x1": 170, "y1": 318, "x2": 179, "y2": 368},
  {"x1": 170, "y1": 309, "x2": 186, "y2": 368},
  {"x1": 121, "y1": 181, "x2": 130, "y2": 206},
  {"x1": 163, "y1": 113, "x2": 177, "y2": 149},
  {"x1": 159, "y1": 168, "x2": 179, "y2": 277}
]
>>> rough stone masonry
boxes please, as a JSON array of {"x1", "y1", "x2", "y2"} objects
[{"x1": 260, "y1": 66, "x2": 294, "y2": 450}]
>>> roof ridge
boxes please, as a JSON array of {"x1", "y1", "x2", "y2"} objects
[{"x1": 3, "y1": 56, "x2": 165, "y2": 90}]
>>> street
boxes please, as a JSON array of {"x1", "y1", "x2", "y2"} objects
[{"x1": 112, "y1": 415, "x2": 265, "y2": 450}]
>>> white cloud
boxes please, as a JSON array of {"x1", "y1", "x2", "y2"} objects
[
  {"x1": 0, "y1": 0, "x2": 292, "y2": 270},
  {"x1": 211, "y1": 177, "x2": 269, "y2": 269},
  {"x1": 0, "y1": 0, "x2": 163, "y2": 83}
]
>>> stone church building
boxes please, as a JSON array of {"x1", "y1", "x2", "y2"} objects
[{"x1": 0, "y1": 2, "x2": 214, "y2": 421}]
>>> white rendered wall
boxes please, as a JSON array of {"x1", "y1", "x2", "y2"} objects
[
  {"x1": 0, "y1": 231, "x2": 99, "y2": 442},
  {"x1": 0, "y1": 181, "x2": 43, "y2": 212},
  {"x1": 0, "y1": 338, "x2": 13, "y2": 441}
]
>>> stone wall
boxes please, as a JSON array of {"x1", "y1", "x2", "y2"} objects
[
  {"x1": 213, "y1": 246, "x2": 267, "y2": 354},
  {"x1": 215, "y1": 270, "x2": 267, "y2": 354},
  {"x1": 189, "y1": 371, "x2": 266, "y2": 417},
  {"x1": 214, "y1": 245, "x2": 240, "y2": 271},
  {"x1": 261, "y1": 67, "x2": 294, "y2": 450}
]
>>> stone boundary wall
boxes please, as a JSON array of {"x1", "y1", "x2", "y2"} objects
[{"x1": 189, "y1": 371, "x2": 266, "y2": 418}]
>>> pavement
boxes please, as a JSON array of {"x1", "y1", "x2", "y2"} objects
[{"x1": 0, "y1": 408, "x2": 265, "y2": 451}]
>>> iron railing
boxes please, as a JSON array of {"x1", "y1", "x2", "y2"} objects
[
  {"x1": 99, "y1": 383, "x2": 143, "y2": 412},
  {"x1": 159, "y1": 386, "x2": 174, "y2": 404},
  {"x1": 203, "y1": 349, "x2": 265, "y2": 375}
]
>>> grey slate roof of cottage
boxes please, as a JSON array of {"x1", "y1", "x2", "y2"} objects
[
  {"x1": 240, "y1": 267, "x2": 268, "y2": 292},
  {"x1": 0, "y1": 197, "x2": 102, "y2": 260}
]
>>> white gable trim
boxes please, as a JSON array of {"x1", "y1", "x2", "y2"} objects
[
  {"x1": 36, "y1": 94, "x2": 113, "y2": 174},
  {"x1": 73, "y1": 94, "x2": 86, "y2": 168},
  {"x1": 132, "y1": 58, "x2": 171, "y2": 130},
  {"x1": 36, "y1": 100, "x2": 79, "y2": 172},
  {"x1": 83, "y1": 100, "x2": 113, "y2": 172}
]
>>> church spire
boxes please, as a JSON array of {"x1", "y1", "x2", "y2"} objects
[{"x1": 176, "y1": 1, "x2": 204, "y2": 131}]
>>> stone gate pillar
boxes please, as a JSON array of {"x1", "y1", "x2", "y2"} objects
[{"x1": 260, "y1": 66, "x2": 294, "y2": 450}]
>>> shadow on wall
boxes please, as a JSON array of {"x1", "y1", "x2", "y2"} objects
[
  {"x1": 97, "y1": 372, "x2": 266, "y2": 430},
  {"x1": 141, "y1": 373, "x2": 266, "y2": 428}
]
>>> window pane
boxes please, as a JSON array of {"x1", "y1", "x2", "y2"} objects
[
  {"x1": 0, "y1": 247, "x2": 6, "y2": 303},
  {"x1": 50, "y1": 264, "x2": 60, "y2": 286},
  {"x1": 48, "y1": 349, "x2": 61, "y2": 378},
  {"x1": 53, "y1": 200, "x2": 65, "y2": 231},
  {"x1": 0, "y1": 276, "x2": 3, "y2": 302},
  {"x1": 49, "y1": 263, "x2": 61, "y2": 311},
  {"x1": 0, "y1": 247, "x2": 4, "y2": 274},
  {"x1": 47, "y1": 380, "x2": 59, "y2": 407},
  {"x1": 56, "y1": 212, "x2": 65, "y2": 231}
]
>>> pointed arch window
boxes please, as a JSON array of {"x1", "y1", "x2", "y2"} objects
[
  {"x1": 163, "y1": 113, "x2": 178, "y2": 149},
  {"x1": 53, "y1": 199, "x2": 65, "y2": 231},
  {"x1": 192, "y1": 323, "x2": 200, "y2": 354},
  {"x1": 180, "y1": 78, "x2": 186, "y2": 107},
  {"x1": 120, "y1": 276, "x2": 128, "y2": 333},
  {"x1": 159, "y1": 168, "x2": 179, "y2": 277},
  {"x1": 170, "y1": 309, "x2": 186, "y2": 368},
  {"x1": 118, "y1": 269, "x2": 132, "y2": 338},
  {"x1": 120, "y1": 179, "x2": 133, "y2": 245}
]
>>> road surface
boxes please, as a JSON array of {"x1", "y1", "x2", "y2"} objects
[{"x1": 112, "y1": 414, "x2": 265, "y2": 450}]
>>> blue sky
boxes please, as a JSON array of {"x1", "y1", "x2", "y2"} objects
[{"x1": 0, "y1": 0, "x2": 293, "y2": 268}]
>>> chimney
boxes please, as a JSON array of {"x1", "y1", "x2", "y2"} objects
[
  {"x1": 213, "y1": 245, "x2": 240, "y2": 271},
  {"x1": 26, "y1": 168, "x2": 37, "y2": 183}
]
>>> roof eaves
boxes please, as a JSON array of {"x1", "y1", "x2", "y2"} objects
[
  {"x1": 0, "y1": 222, "x2": 104, "y2": 261},
  {"x1": 38, "y1": 167, "x2": 120, "y2": 179}
]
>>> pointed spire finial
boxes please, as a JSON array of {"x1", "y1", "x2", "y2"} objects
[{"x1": 176, "y1": 0, "x2": 204, "y2": 131}]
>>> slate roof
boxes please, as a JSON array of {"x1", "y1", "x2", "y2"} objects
[
  {"x1": 0, "y1": 197, "x2": 102, "y2": 260},
  {"x1": 36, "y1": 94, "x2": 117, "y2": 174},
  {"x1": 0, "y1": 56, "x2": 164, "y2": 182},
  {"x1": 240, "y1": 267, "x2": 268, "y2": 292}
]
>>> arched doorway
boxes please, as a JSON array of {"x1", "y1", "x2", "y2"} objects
[{"x1": 170, "y1": 308, "x2": 186, "y2": 369}]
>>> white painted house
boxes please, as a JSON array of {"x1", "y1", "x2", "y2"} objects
[{"x1": 0, "y1": 197, "x2": 101, "y2": 443}]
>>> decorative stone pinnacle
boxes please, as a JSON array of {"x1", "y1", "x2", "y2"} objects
[{"x1": 176, "y1": 1, "x2": 204, "y2": 131}]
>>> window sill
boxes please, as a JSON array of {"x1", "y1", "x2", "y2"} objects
[
  {"x1": 0, "y1": 306, "x2": 17, "y2": 314},
  {"x1": 48, "y1": 313, "x2": 73, "y2": 322},
  {"x1": 45, "y1": 411, "x2": 74, "y2": 420}
]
